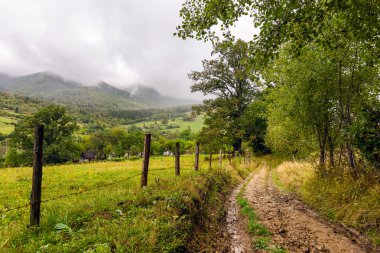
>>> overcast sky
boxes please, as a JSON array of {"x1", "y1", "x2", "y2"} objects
[{"x1": 0, "y1": 0, "x2": 256, "y2": 98}]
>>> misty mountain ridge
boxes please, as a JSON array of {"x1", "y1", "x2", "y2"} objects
[{"x1": 0, "y1": 71, "x2": 198, "y2": 111}]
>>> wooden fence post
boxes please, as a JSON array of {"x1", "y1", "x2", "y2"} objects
[
  {"x1": 175, "y1": 142, "x2": 180, "y2": 176},
  {"x1": 209, "y1": 149, "x2": 212, "y2": 168},
  {"x1": 219, "y1": 149, "x2": 222, "y2": 167},
  {"x1": 194, "y1": 142, "x2": 199, "y2": 171},
  {"x1": 30, "y1": 124, "x2": 44, "y2": 226},
  {"x1": 141, "y1": 133, "x2": 151, "y2": 188}
]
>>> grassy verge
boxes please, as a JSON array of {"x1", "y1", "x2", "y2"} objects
[
  {"x1": 272, "y1": 160, "x2": 380, "y2": 246},
  {"x1": 236, "y1": 171, "x2": 286, "y2": 253},
  {"x1": 0, "y1": 156, "x2": 252, "y2": 252}
]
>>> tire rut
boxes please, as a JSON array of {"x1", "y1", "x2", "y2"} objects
[
  {"x1": 242, "y1": 163, "x2": 377, "y2": 253},
  {"x1": 227, "y1": 172, "x2": 255, "y2": 253}
]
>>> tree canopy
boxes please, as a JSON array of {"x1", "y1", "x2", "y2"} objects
[{"x1": 191, "y1": 39, "x2": 263, "y2": 154}]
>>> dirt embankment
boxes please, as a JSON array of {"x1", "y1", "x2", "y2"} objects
[{"x1": 227, "y1": 163, "x2": 378, "y2": 253}]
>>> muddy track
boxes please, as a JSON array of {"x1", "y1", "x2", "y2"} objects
[
  {"x1": 226, "y1": 172, "x2": 254, "y2": 253},
  {"x1": 228, "y1": 162, "x2": 378, "y2": 253}
]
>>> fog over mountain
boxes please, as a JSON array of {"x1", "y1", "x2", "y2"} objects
[
  {"x1": 0, "y1": 71, "x2": 198, "y2": 110},
  {"x1": 0, "y1": 1, "x2": 255, "y2": 99}
]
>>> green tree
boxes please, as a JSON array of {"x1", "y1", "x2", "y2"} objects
[
  {"x1": 9, "y1": 105, "x2": 80, "y2": 165},
  {"x1": 190, "y1": 39, "x2": 260, "y2": 154},
  {"x1": 161, "y1": 116, "x2": 169, "y2": 126},
  {"x1": 265, "y1": 43, "x2": 379, "y2": 172},
  {"x1": 241, "y1": 97, "x2": 270, "y2": 155},
  {"x1": 4, "y1": 147, "x2": 24, "y2": 167},
  {"x1": 176, "y1": 0, "x2": 379, "y2": 60}
]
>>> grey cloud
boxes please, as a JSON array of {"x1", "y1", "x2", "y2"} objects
[{"x1": 0, "y1": 0, "x2": 255, "y2": 98}]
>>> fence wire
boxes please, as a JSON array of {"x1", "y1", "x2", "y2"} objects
[{"x1": 0, "y1": 165, "x2": 197, "y2": 215}]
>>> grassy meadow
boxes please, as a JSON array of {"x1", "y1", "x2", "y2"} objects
[
  {"x1": 0, "y1": 155, "x2": 251, "y2": 252},
  {"x1": 0, "y1": 115, "x2": 16, "y2": 135},
  {"x1": 125, "y1": 115, "x2": 204, "y2": 133}
]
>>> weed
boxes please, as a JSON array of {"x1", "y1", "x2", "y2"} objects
[{"x1": 254, "y1": 237, "x2": 271, "y2": 249}]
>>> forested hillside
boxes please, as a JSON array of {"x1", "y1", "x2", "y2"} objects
[{"x1": 0, "y1": 72, "x2": 197, "y2": 111}]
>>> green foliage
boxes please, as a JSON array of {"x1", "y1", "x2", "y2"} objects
[
  {"x1": 191, "y1": 39, "x2": 261, "y2": 153},
  {"x1": 0, "y1": 156, "x2": 246, "y2": 252},
  {"x1": 55, "y1": 223, "x2": 73, "y2": 237},
  {"x1": 7, "y1": 105, "x2": 80, "y2": 165},
  {"x1": 254, "y1": 237, "x2": 271, "y2": 250},
  {"x1": 176, "y1": 0, "x2": 379, "y2": 61},
  {"x1": 353, "y1": 103, "x2": 380, "y2": 168},
  {"x1": 4, "y1": 148, "x2": 25, "y2": 167},
  {"x1": 85, "y1": 127, "x2": 145, "y2": 159},
  {"x1": 264, "y1": 41, "x2": 379, "y2": 170},
  {"x1": 241, "y1": 96, "x2": 270, "y2": 154}
]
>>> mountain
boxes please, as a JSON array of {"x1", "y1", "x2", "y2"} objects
[
  {"x1": 126, "y1": 85, "x2": 197, "y2": 108},
  {"x1": 0, "y1": 72, "x2": 198, "y2": 111},
  {"x1": 0, "y1": 73, "x2": 12, "y2": 90}
]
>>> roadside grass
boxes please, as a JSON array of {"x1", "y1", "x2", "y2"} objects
[
  {"x1": 236, "y1": 165, "x2": 287, "y2": 253},
  {"x1": 272, "y1": 160, "x2": 380, "y2": 246},
  {"x1": 0, "y1": 155, "x2": 250, "y2": 252}
]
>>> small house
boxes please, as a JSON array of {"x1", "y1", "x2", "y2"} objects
[{"x1": 80, "y1": 151, "x2": 96, "y2": 162}]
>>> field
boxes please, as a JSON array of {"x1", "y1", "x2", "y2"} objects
[
  {"x1": 125, "y1": 115, "x2": 204, "y2": 133},
  {"x1": 0, "y1": 115, "x2": 16, "y2": 135},
  {"x1": 0, "y1": 155, "x2": 248, "y2": 252}
]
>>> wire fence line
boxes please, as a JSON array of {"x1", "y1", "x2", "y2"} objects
[{"x1": 0, "y1": 165, "x2": 199, "y2": 215}]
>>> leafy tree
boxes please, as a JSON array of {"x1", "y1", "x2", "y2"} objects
[
  {"x1": 161, "y1": 116, "x2": 169, "y2": 125},
  {"x1": 176, "y1": 0, "x2": 379, "y2": 60},
  {"x1": 8, "y1": 105, "x2": 80, "y2": 165},
  {"x1": 353, "y1": 103, "x2": 380, "y2": 169},
  {"x1": 179, "y1": 129, "x2": 193, "y2": 141},
  {"x1": 265, "y1": 42, "x2": 379, "y2": 172},
  {"x1": 190, "y1": 39, "x2": 260, "y2": 154},
  {"x1": 85, "y1": 126, "x2": 144, "y2": 159},
  {"x1": 241, "y1": 97, "x2": 270, "y2": 155},
  {"x1": 4, "y1": 148, "x2": 25, "y2": 167}
]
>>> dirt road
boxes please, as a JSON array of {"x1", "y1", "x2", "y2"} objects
[{"x1": 227, "y1": 162, "x2": 377, "y2": 253}]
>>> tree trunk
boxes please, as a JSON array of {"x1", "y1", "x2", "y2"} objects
[
  {"x1": 232, "y1": 138, "x2": 242, "y2": 156},
  {"x1": 319, "y1": 146, "x2": 326, "y2": 166},
  {"x1": 347, "y1": 144, "x2": 358, "y2": 176},
  {"x1": 328, "y1": 135, "x2": 335, "y2": 167}
]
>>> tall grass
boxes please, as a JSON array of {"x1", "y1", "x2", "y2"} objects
[
  {"x1": 273, "y1": 160, "x2": 380, "y2": 245},
  {"x1": 0, "y1": 155, "x2": 251, "y2": 252}
]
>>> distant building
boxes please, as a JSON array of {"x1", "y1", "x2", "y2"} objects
[
  {"x1": 163, "y1": 151, "x2": 173, "y2": 156},
  {"x1": 80, "y1": 151, "x2": 96, "y2": 162}
]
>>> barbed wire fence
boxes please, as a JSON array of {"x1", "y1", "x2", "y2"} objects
[
  {"x1": 2, "y1": 126, "x2": 233, "y2": 227},
  {"x1": 0, "y1": 125, "x2": 208, "y2": 226},
  {"x1": 0, "y1": 165, "x2": 200, "y2": 216}
]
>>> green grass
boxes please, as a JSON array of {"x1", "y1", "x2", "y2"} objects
[
  {"x1": 0, "y1": 115, "x2": 16, "y2": 135},
  {"x1": 0, "y1": 155, "x2": 244, "y2": 252},
  {"x1": 125, "y1": 115, "x2": 204, "y2": 133}
]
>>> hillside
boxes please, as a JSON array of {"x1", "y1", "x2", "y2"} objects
[
  {"x1": 0, "y1": 72, "x2": 198, "y2": 111},
  {"x1": 0, "y1": 92, "x2": 48, "y2": 137},
  {"x1": 126, "y1": 114, "x2": 204, "y2": 133}
]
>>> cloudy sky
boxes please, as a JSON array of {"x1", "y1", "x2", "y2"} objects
[{"x1": 0, "y1": 0, "x2": 255, "y2": 98}]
